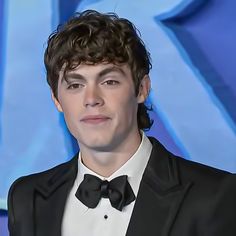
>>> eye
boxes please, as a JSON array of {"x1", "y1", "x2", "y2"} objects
[
  {"x1": 103, "y1": 80, "x2": 120, "y2": 85},
  {"x1": 67, "y1": 83, "x2": 84, "y2": 90}
]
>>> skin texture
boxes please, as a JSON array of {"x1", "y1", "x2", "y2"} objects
[{"x1": 52, "y1": 63, "x2": 150, "y2": 177}]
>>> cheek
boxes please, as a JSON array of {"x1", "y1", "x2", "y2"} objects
[
  {"x1": 58, "y1": 93, "x2": 80, "y2": 115},
  {"x1": 59, "y1": 98, "x2": 81, "y2": 128},
  {"x1": 63, "y1": 106, "x2": 81, "y2": 126},
  {"x1": 62, "y1": 109, "x2": 82, "y2": 140},
  {"x1": 116, "y1": 95, "x2": 138, "y2": 121}
]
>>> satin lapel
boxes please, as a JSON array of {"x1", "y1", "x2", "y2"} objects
[
  {"x1": 33, "y1": 155, "x2": 78, "y2": 236},
  {"x1": 126, "y1": 138, "x2": 192, "y2": 236}
]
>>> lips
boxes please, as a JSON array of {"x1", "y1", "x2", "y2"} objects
[{"x1": 80, "y1": 115, "x2": 110, "y2": 124}]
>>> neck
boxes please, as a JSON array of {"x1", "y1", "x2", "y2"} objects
[{"x1": 80, "y1": 131, "x2": 142, "y2": 177}]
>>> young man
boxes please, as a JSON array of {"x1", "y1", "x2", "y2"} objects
[{"x1": 8, "y1": 10, "x2": 236, "y2": 236}]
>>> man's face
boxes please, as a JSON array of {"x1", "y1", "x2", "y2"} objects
[{"x1": 53, "y1": 63, "x2": 150, "y2": 153}]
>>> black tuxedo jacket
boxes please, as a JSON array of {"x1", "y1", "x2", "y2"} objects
[{"x1": 8, "y1": 137, "x2": 236, "y2": 236}]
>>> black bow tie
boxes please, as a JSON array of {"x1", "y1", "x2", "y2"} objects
[{"x1": 75, "y1": 174, "x2": 136, "y2": 211}]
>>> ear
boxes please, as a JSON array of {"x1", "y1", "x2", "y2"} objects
[
  {"x1": 137, "y1": 75, "x2": 151, "y2": 103},
  {"x1": 51, "y1": 90, "x2": 63, "y2": 112}
]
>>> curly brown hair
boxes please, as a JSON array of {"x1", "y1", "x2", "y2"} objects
[{"x1": 44, "y1": 10, "x2": 153, "y2": 130}]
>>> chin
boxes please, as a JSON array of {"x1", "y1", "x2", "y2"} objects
[
  {"x1": 80, "y1": 137, "x2": 112, "y2": 150},
  {"x1": 87, "y1": 143, "x2": 113, "y2": 152}
]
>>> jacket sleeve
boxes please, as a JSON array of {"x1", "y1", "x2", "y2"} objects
[{"x1": 7, "y1": 177, "x2": 25, "y2": 236}]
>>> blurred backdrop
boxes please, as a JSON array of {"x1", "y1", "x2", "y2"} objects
[{"x1": 0, "y1": 0, "x2": 236, "y2": 235}]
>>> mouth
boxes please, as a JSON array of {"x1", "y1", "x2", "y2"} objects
[{"x1": 80, "y1": 115, "x2": 111, "y2": 124}]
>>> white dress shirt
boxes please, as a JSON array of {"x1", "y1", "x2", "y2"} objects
[{"x1": 62, "y1": 132, "x2": 152, "y2": 236}]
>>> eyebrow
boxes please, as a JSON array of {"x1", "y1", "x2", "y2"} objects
[
  {"x1": 62, "y1": 65, "x2": 126, "y2": 84},
  {"x1": 97, "y1": 66, "x2": 126, "y2": 78},
  {"x1": 62, "y1": 73, "x2": 84, "y2": 84}
]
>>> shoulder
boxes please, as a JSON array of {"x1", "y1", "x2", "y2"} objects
[
  {"x1": 175, "y1": 154, "x2": 236, "y2": 201},
  {"x1": 173, "y1": 149, "x2": 236, "y2": 186},
  {"x1": 8, "y1": 154, "x2": 78, "y2": 200},
  {"x1": 7, "y1": 154, "x2": 78, "y2": 232},
  {"x1": 149, "y1": 136, "x2": 236, "y2": 186}
]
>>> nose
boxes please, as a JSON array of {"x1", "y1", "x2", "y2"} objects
[{"x1": 83, "y1": 85, "x2": 104, "y2": 107}]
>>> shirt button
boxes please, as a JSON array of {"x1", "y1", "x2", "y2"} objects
[{"x1": 104, "y1": 215, "x2": 108, "y2": 219}]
